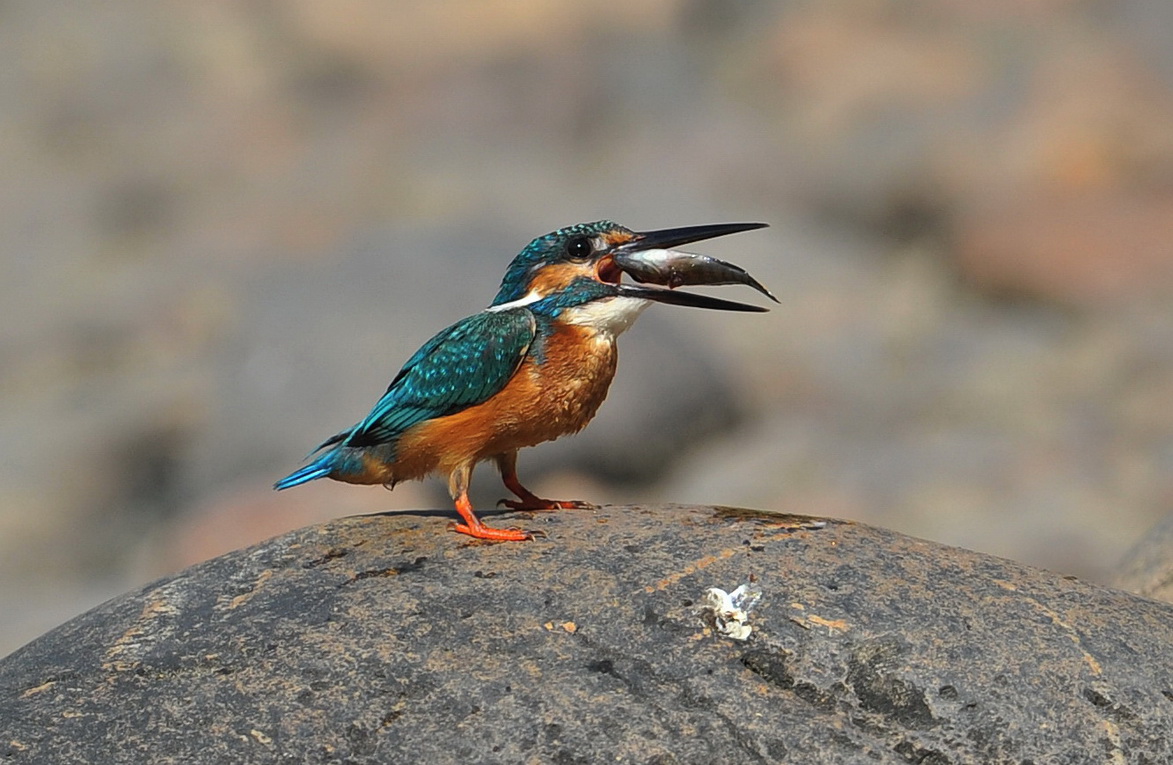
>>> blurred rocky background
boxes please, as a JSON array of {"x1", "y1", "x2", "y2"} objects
[{"x1": 3, "y1": 0, "x2": 1173, "y2": 656}]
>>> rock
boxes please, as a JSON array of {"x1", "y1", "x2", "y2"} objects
[
  {"x1": 1115, "y1": 512, "x2": 1173, "y2": 604},
  {"x1": 955, "y1": 191, "x2": 1173, "y2": 306},
  {"x1": 3, "y1": 504, "x2": 1172, "y2": 763}
]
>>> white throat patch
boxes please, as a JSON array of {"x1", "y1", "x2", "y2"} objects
[{"x1": 560, "y1": 296, "x2": 651, "y2": 337}]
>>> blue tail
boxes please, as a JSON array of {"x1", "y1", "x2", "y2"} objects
[{"x1": 274, "y1": 456, "x2": 334, "y2": 490}]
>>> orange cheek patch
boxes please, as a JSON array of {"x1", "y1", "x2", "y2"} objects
[{"x1": 528, "y1": 262, "x2": 596, "y2": 294}]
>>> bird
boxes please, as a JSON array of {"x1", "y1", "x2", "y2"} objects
[{"x1": 275, "y1": 220, "x2": 773, "y2": 541}]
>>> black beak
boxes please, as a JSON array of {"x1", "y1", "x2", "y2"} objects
[
  {"x1": 609, "y1": 222, "x2": 774, "y2": 310},
  {"x1": 615, "y1": 222, "x2": 769, "y2": 253},
  {"x1": 616, "y1": 283, "x2": 769, "y2": 312}
]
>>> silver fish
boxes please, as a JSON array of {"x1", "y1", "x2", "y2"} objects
[{"x1": 613, "y1": 248, "x2": 778, "y2": 303}]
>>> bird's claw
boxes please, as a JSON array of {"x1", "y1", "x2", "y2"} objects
[
  {"x1": 447, "y1": 520, "x2": 533, "y2": 542},
  {"x1": 497, "y1": 497, "x2": 595, "y2": 511}
]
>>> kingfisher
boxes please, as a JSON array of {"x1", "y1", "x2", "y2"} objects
[{"x1": 275, "y1": 221, "x2": 774, "y2": 541}]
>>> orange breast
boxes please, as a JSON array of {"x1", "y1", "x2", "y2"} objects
[{"x1": 390, "y1": 323, "x2": 618, "y2": 480}]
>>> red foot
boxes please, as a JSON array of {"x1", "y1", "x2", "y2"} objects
[
  {"x1": 498, "y1": 497, "x2": 595, "y2": 511},
  {"x1": 450, "y1": 492, "x2": 533, "y2": 542},
  {"x1": 498, "y1": 465, "x2": 595, "y2": 512},
  {"x1": 448, "y1": 521, "x2": 532, "y2": 542}
]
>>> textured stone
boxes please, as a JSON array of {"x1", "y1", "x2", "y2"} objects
[{"x1": 3, "y1": 504, "x2": 1172, "y2": 763}]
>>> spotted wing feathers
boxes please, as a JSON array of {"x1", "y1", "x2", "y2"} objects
[{"x1": 343, "y1": 309, "x2": 536, "y2": 448}]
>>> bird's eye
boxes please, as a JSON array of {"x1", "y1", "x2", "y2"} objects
[{"x1": 566, "y1": 237, "x2": 593, "y2": 261}]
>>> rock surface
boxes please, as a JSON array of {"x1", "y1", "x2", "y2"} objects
[{"x1": 3, "y1": 504, "x2": 1172, "y2": 764}]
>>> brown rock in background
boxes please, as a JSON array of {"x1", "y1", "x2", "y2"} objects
[
  {"x1": 1116, "y1": 512, "x2": 1173, "y2": 604},
  {"x1": 957, "y1": 192, "x2": 1173, "y2": 305}
]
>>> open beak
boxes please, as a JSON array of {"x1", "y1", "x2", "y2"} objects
[
  {"x1": 618, "y1": 222, "x2": 768, "y2": 251},
  {"x1": 615, "y1": 282, "x2": 770, "y2": 312},
  {"x1": 610, "y1": 222, "x2": 776, "y2": 312}
]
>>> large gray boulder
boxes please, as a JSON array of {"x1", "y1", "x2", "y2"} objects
[{"x1": 3, "y1": 504, "x2": 1172, "y2": 763}]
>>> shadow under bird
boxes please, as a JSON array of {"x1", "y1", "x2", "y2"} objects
[{"x1": 275, "y1": 220, "x2": 774, "y2": 541}]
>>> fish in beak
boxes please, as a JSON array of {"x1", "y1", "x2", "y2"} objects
[{"x1": 610, "y1": 222, "x2": 775, "y2": 312}]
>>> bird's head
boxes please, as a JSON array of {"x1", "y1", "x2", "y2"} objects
[{"x1": 490, "y1": 220, "x2": 774, "y2": 316}]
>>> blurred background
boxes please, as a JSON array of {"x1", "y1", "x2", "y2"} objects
[{"x1": 3, "y1": 0, "x2": 1173, "y2": 656}]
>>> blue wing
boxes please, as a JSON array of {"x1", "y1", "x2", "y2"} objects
[
  {"x1": 274, "y1": 307, "x2": 536, "y2": 491},
  {"x1": 342, "y1": 308, "x2": 537, "y2": 448}
]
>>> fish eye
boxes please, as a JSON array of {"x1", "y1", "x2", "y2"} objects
[{"x1": 565, "y1": 236, "x2": 593, "y2": 261}]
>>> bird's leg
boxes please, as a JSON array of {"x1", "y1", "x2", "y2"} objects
[
  {"x1": 495, "y1": 451, "x2": 595, "y2": 511},
  {"x1": 447, "y1": 463, "x2": 531, "y2": 541}
]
